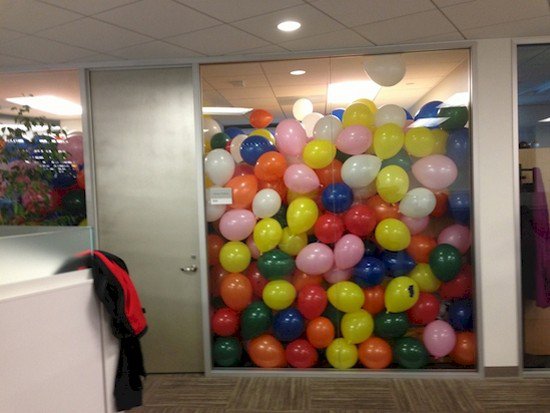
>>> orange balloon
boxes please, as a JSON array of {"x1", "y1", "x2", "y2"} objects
[
  {"x1": 225, "y1": 174, "x2": 258, "y2": 209},
  {"x1": 431, "y1": 191, "x2": 449, "y2": 218},
  {"x1": 207, "y1": 234, "x2": 224, "y2": 265},
  {"x1": 292, "y1": 270, "x2": 324, "y2": 292},
  {"x1": 315, "y1": 159, "x2": 343, "y2": 187},
  {"x1": 254, "y1": 152, "x2": 287, "y2": 182},
  {"x1": 219, "y1": 273, "x2": 252, "y2": 311},
  {"x1": 366, "y1": 195, "x2": 399, "y2": 222},
  {"x1": 450, "y1": 331, "x2": 476, "y2": 366},
  {"x1": 209, "y1": 264, "x2": 228, "y2": 297},
  {"x1": 248, "y1": 334, "x2": 286, "y2": 367},
  {"x1": 306, "y1": 316, "x2": 335, "y2": 349},
  {"x1": 406, "y1": 235, "x2": 437, "y2": 263},
  {"x1": 249, "y1": 109, "x2": 273, "y2": 129},
  {"x1": 76, "y1": 169, "x2": 85, "y2": 189},
  {"x1": 363, "y1": 285, "x2": 385, "y2": 315},
  {"x1": 358, "y1": 337, "x2": 392, "y2": 369},
  {"x1": 259, "y1": 179, "x2": 287, "y2": 204}
]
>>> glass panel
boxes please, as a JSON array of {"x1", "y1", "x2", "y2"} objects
[
  {"x1": 518, "y1": 43, "x2": 550, "y2": 369},
  {"x1": 201, "y1": 49, "x2": 475, "y2": 371}
]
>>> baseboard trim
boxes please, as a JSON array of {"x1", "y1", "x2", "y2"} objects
[{"x1": 484, "y1": 366, "x2": 520, "y2": 377}]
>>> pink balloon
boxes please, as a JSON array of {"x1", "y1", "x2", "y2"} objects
[
  {"x1": 412, "y1": 155, "x2": 458, "y2": 190},
  {"x1": 275, "y1": 119, "x2": 307, "y2": 157},
  {"x1": 63, "y1": 134, "x2": 84, "y2": 165},
  {"x1": 400, "y1": 214, "x2": 430, "y2": 235},
  {"x1": 284, "y1": 163, "x2": 320, "y2": 194},
  {"x1": 219, "y1": 209, "x2": 256, "y2": 241},
  {"x1": 246, "y1": 234, "x2": 261, "y2": 259},
  {"x1": 438, "y1": 224, "x2": 471, "y2": 254},
  {"x1": 334, "y1": 234, "x2": 365, "y2": 270},
  {"x1": 323, "y1": 265, "x2": 352, "y2": 284},
  {"x1": 296, "y1": 243, "x2": 334, "y2": 275},
  {"x1": 335, "y1": 125, "x2": 372, "y2": 155},
  {"x1": 423, "y1": 320, "x2": 457, "y2": 358},
  {"x1": 233, "y1": 163, "x2": 254, "y2": 177}
]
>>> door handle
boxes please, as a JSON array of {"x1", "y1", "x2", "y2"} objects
[{"x1": 180, "y1": 265, "x2": 198, "y2": 273}]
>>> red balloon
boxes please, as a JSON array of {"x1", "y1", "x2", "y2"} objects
[
  {"x1": 438, "y1": 264, "x2": 473, "y2": 300},
  {"x1": 76, "y1": 169, "x2": 85, "y2": 189},
  {"x1": 406, "y1": 235, "x2": 437, "y2": 263},
  {"x1": 208, "y1": 234, "x2": 225, "y2": 265},
  {"x1": 343, "y1": 204, "x2": 377, "y2": 237},
  {"x1": 292, "y1": 270, "x2": 323, "y2": 292},
  {"x1": 363, "y1": 285, "x2": 385, "y2": 315},
  {"x1": 407, "y1": 292, "x2": 440, "y2": 325},
  {"x1": 315, "y1": 160, "x2": 343, "y2": 187},
  {"x1": 314, "y1": 213, "x2": 345, "y2": 244},
  {"x1": 249, "y1": 109, "x2": 273, "y2": 129},
  {"x1": 233, "y1": 163, "x2": 254, "y2": 177},
  {"x1": 211, "y1": 307, "x2": 239, "y2": 336},
  {"x1": 285, "y1": 339, "x2": 318, "y2": 368},
  {"x1": 209, "y1": 264, "x2": 228, "y2": 297},
  {"x1": 297, "y1": 285, "x2": 328, "y2": 320},
  {"x1": 245, "y1": 262, "x2": 268, "y2": 297},
  {"x1": 450, "y1": 331, "x2": 476, "y2": 366},
  {"x1": 366, "y1": 195, "x2": 399, "y2": 222},
  {"x1": 431, "y1": 191, "x2": 448, "y2": 218}
]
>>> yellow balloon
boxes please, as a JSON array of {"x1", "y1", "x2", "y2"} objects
[
  {"x1": 278, "y1": 227, "x2": 307, "y2": 256},
  {"x1": 404, "y1": 127, "x2": 435, "y2": 157},
  {"x1": 303, "y1": 139, "x2": 336, "y2": 169},
  {"x1": 375, "y1": 218, "x2": 411, "y2": 251},
  {"x1": 251, "y1": 128, "x2": 275, "y2": 144},
  {"x1": 384, "y1": 276, "x2": 419, "y2": 313},
  {"x1": 203, "y1": 140, "x2": 212, "y2": 154},
  {"x1": 353, "y1": 98, "x2": 378, "y2": 114},
  {"x1": 375, "y1": 165, "x2": 409, "y2": 203},
  {"x1": 373, "y1": 123, "x2": 405, "y2": 159},
  {"x1": 204, "y1": 175, "x2": 214, "y2": 189},
  {"x1": 219, "y1": 241, "x2": 251, "y2": 273},
  {"x1": 287, "y1": 188, "x2": 319, "y2": 204},
  {"x1": 253, "y1": 218, "x2": 283, "y2": 253},
  {"x1": 431, "y1": 128, "x2": 448, "y2": 155},
  {"x1": 79, "y1": 219, "x2": 88, "y2": 227},
  {"x1": 409, "y1": 263, "x2": 441, "y2": 293},
  {"x1": 326, "y1": 338, "x2": 358, "y2": 369},
  {"x1": 342, "y1": 102, "x2": 375, "y2": 129},
  {"x1": 262, "y1": 280, "x2": 296, "y2": 310},
  {"x1": 327, "y1": 281, "x2": 365, "y2": 313},
  {"x1": 341, "y1": 310, "x2": 374, "y2": 344},
  {"x1": 287, "y1": 197, "x2": 319, "y2": 235}
]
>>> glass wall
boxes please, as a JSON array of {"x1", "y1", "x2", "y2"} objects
[
  {"x1": 201, "y1": 49, "x2": 475, "y2": 371},
  {"x1": 518, "y1": 43, "x2": 550, "y2": 369}
]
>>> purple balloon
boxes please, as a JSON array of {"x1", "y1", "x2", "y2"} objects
[
  {"x1": 423, "y1": 320, "x2": 456, "y2": 358},
  {"x1": 438, "y1": 224, "x2": 471, "y2": 254},
  {"x1": 412, "y1": 154, "x2": 457, "y2": 190},
  {"x1": 296, "y1": 242, "x2": 334, "y2": 275}
]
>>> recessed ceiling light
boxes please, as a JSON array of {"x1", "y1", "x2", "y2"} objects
[
  {"x1": 7, "y1": 95, "x2": 82, "y2": 116},
  {"x1": 277, "y1": 20, "x2": 301, "y2": 32},
  {"x1": 290, "y1": 70, "x2": 306, "y2": 76},
  {"x1": 202, "y1": 107, "x2": 252, "y2": 115},
  {"x1": 327, "y1": 81, "x2": 381, "y2": 104}
]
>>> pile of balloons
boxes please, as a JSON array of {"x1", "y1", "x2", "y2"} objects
[{"x1": 205, "y1": 99, "x2": 475, "y2": 370}]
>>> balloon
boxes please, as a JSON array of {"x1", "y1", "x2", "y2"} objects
[
  {"x1": 306, "y1": 316, "x2": 335, "y2": 349},
  {"x1": 254, "y1": 151, "x2": 287, "y2": 182},
  {"x1": 375, "y1": 218, "x2": 411, "y2": 251},
  {"x1": 315, "y1": 159, "x2": 343, "y2": 186},
  {"x1": 260, "y1": 179, "x2": 287, "y2": 204},
  {"x1": 353, "y1": 256, "x2": 385, "y2": 287},
  {"x1": 284, "y1": 163, "x2": 320, "y2": 194},
  {"x1": 219, "y1": 241, "x2": 251, "y2": 273},
  {"x1": 375, "y1": 105, "x2": 406, "y2": 128},
  {"x1": 381, "y1": 149, "x2": 411, "y2": 171},
  {"x1": 326, "y1": 338, "x2": 358, "y2": 369},
  {"x1": 252, "y1": 188, "x2": 282, "y2": 218},
  {"x1": 399, "y1": 188, "x2": 436, "y2": 218},
  {"x1": 205, "y1": 149, "x2": 235, "y2": 186},
  {"x1": 302, "y1": 112, "x2": 324, "y2": 137},
  {"x1": 448, "y1": 190, "x2": 470, "y2": 224},
  {"x1": 203, "y1": 117, "x2": 222, "y2": 144},
  {"x1": 257, "y1": 249, "x2": 295, "y2": 280},
  {"x1": 211, "y1": 307, "x2": 239, "y2": 336},
  {"x1": 211, "y1": 132, "x2": 231, "y2": 150},
  {"x1": 287, "y1": 188, "x2": 318, "y2": 204},
  {"x1": 323, "y1": 265, "x2": 352, "y2": 284},
  {"x1": 207, "y1": 234, "x2": 224, "y2": 265},
  {"x1": 245, "y1": 262, "x2": 268, "y2": 297},
  {"x1": 363, "y1": 285, "x2": 385, "y2": 315},
  {"x1": 249, "y1": 109, "x2": 273, "y2": 129},
  {"x1": 240, "y1": 136, "x2": 275, "y2": 165},
  {"x1": 335, "y1": 125, "x2": 372, "y2": 155},
  {"x1": 285, "y1": 339, "x2": 318, "y2": 368},
  {"x1": 278, "y1": 227, "x2": 307, "y2": 256},
  {"x1": 219, "y1": 209, "x2": 256, "y2": 241},
  {"x1": 431, "y1": 191, "x2": 448, "y2": 218},
  {"x1": 292, "y1": 270, "x2": 323, "y2": 292},
  {"x1": 358, "y1": 337, "x2": 392, "y2": 369},
  {"x1": 220, "y1": 272, "x2": 252, "y2": 311},
  {"x1": 273, "y1": 307, "x2": 305, "y2": 342},
  {"x1": 343, "y1": 204, "x2": 377, "y2": 237},
  {"x1": 63, "y1": 134, "x2": 84, "y2": 165},
  {"x1": 366, "y1": 195, "x2": 399, "y2": 222},
  {"x1": 438, "y1": 265, "x2": 473, "y2": 300},
  {"x1": 287, "y1": 197, "x2": 318, "y2": 235},
  {"x1": 423, "y1": 320, "x2": 456, "y2": 358},
  {"x1": 323, "y1": 304, "x2": 344, "y2": 332},
  {"x1": 331, "y1": 108, "x2": 345, "y2": 120},
  {"x1": 297, "y1": 285, "x2": 327, "y2": 320},
  {"x1": 205, "y1": 188, "x2": 226, "y2": 222},
  {"x1": 253, "y1": 218, "x2": 283, "y2": 253},
  {"x1": 400, "y1": 215, "x2": 430, "y2": 235},
  {"x1": 296, "y1": 242, "x2": 334, "y2": 275},
  {"x1": 225, "y1": 127, "x2": 244, "y2": 138},
  {"x1": 321, "y1": 182, "x2": 353, "y2": 213},
  {"x1": 438, "y1": 224, "x2": 471, "y2": 254},
  {"x1": 415, "y1": 101, "x2": 443, "y2": 120},
  {"x1": 225, "y1": 174, "x2": 258, "y2": 209},
  {"x1": 303, "y1": 139, "x2": 336, "y2": 169},
  {"x1": 212, "y1": 337, "x2": 242, "y2": 367},
  {"x1": 393, "y1": 337, "x2": 428, "y2": 369},
  {"x1": 429, "y1": 244, "x2": 462, "y2": 282},
  {"x1": 353, "y1": 182, "x2": 377, "y2": 202},
  {"x1": 412, "y1": 155, "x2": 458, "y2": 191},
  {"x1": 341, "y1": 154, "x2": 381, "y2": 189},
  {"x1": 341, "y1": 309, "x2": 374, "y2": 344},
  {"x1": 292, "y1": 98, "x2": 313, "y2": 121},
  {"x1": 379, "y1": 250, "x2": 415, "y2": 277},
  {"x1": 275, "y1": 119, "x2": 307, "y2": 156},
  {"x1": 327, "y1": 281, "x2": 365, "y2": 313},
  {"x1": 364, "y1": 54, "x2": 406, "y2": 87},
  {"x1": 385, "y1": 276, "x2": 419, "y2": 313},
  {"x1": 446, "y1": 128, "x2": 470, "y2": 166},
  {"x1": 209, "y1": 264, "x2": 227, "y2": 297},
  {"x1": 376, "y1": 165, "x2": 409, "y2": 204},
  {"x1": 229, "y1": 134, "x2": 247, "y2": 162},
  {"x1": 314, "y1": 213, "x2": 345, "y2": 244},
  {"x1": 353, "y1": 98, "x2": 377, "y2": 114},
  {"x1": 409, "y1": 263, "x2": 441, "y2": 293},
  {"x1": 334, "y1": 234, "x2": 365, "y2": 270},
  {"x1": 406, "y1": 235, "x2": 437, "y2": 263},
  {"x1": 246, "y1": 235, "x2": 261, "y2": 259},
  {"x1": 248, "y1": 334, "x2": 286, "y2": 368},
  {"x1": 407, "y1": 292, "x2": 440, "y2": 325},
  {"x1": 241, "y1": 301, "x2": 272, "y2": 340},
  {"x1": 431, "y1": 129, "x2": 448, "y2": 155},
  {"x1": 373, "y1": 123, "x2": 405, "y2": 159},
  {"x1": 448, "y1": 299, "x2": 473, "y2": 331},
  {"x1": 374, "y1": 311, "x2": 410, "y2": 339},
  {"x1": 314, "y1": 115, "x2": 342, "y2": 142},
  {"x1": 405, "y1": 127, "x2": 435, "y2": 158},
  {"x1": 262, "y1": 280, "x2": 296, "y2": 310},
  {"x1": 342, "y1": 102, "x2": 374, "y2": 129},
  {"x1": 450, "y1": 331, "x2": 476, "y2": 366},
  {"x1": 233, "y1": 163, "x2": 254, "y2": 177},
  {"x1": 438, "y1": 106, "x2": 469, "y2": 130}
]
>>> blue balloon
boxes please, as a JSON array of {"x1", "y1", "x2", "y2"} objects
[
  {"x1": 273, "y1": 308, "x2": 304, "y2": 342},
  {"x1": 446, "y1": 128, "x2": 470, "y2": 166},
  {"x1": 239, "y1": 135, "x2": 275, "y2": 165},
  {"x1": 414, "y1": 100, "x2": 443, "y2": 120},
  {"x1": 331, "y1": 108, "x2": 345, "y2": 121},
  {"x1": 448, "y1": 299, "x2": 473, "y2": 331},
  {"x1": 48, "y1": 163, "x2": 77, "y2": 188},
  {"x1": 448, "y1": 190, "x2": 470, "y2": 225},
  {"x1": 404, "y1": 109, "x2": 413, "y2": 120},
  {"x1": 380, "y1": 250, "x2": 416, "y2": 277},
  {"x1": 321, "y1": 183, "x2": 353, "y2": 213},
  {"x1": 3, "y1": 137, "x2": 33, "y2": 161},
  {"x1": 224, "y1": 127, "x2": 244, "y2": 139},
  {"x1": 353, "y1": 256, "x2": 386, "y2": 287}
]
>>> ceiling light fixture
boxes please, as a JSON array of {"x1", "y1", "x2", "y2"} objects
[
  {"x1": 539, "y1": 117, "x2": 550, "y2": 123},
  {"x1": 277, "y1": 20, "x2": 301, "y2": 32},
  {"x1": 327, "y1": 81, "x2": 381, "y2": 104},
  {"x1": 202, "y1": 107, "x2": 253, "y2": 115},
  {"x1": 290, "y1": 70, "x2": 306, "y2": 76},
  {"x1": 6, "y1": 95, "x2": 82, "y2": 116}
]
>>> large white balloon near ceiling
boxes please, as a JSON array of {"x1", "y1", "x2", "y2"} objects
[{"x1": 364, "y1": 54, "x2": 406, "y2": 87}]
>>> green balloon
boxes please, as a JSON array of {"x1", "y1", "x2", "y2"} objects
[
  {"x1": 62, "y1": 189, "x2": 86, "y2": 215},
  {"x1": 210, "y1": 132, "x2": 231, "y2": 150},
  {"x1": 429, "y1": 243, "x2": 462, "y2": 282},
  {"x1": 257, "y1": 249, "x2": 295, "y2": 280},
  {"x1": 272, "y1": 205, "x2": 287, "y2": 228},
  {"x1": 381, "y1": 149, "x2": 411, "y2": 171},
  {"x1": 335, "y1": 149, "x2": 352, "y2": 163},
  {"x1": 323, "y1": 304, "x2": 343, "y2": 334},
  {"x1": 393, "y1": 337, "x2": 428, "y2": 369},
  {"x1": 374, "y1": 312, "x2": 410, "y2": 339},
  {"x1": 438, "y1": 106, "x2": 469, "y2": 130},
  {"x1": 240, "y1": 301, "x2": 272, "y2": 340},
  {"x1": 212, "y1": 337, "x2": 242, "y2": 367}
]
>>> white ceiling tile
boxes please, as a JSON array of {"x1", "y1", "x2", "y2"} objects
[
  {"x1": 219, "y1": 87, "x2": 275, "y2": 100},
  {"x1": 401, "y1": 31, "x2": 464, "y2": 44},
  {"x1": 272, "y1": 84, "x2": 327, "y2": 97},
  {"x1": 233, "y1": 44, "x2": 288, "y2": 55},
  {"x1": 354, "y1": 10, "x2": 456, "y2": 45},
  {"x1": 175, "y1": 0, "x2": 303, "y2": 23},
  {"x1": 165, "y1": 25, "x2": 268, "y2": 55},
  {"x1": 111, "y1": 41, "x2": 202, "y2": 59},
  {"x1": 201, "y1": 62, "x2": 263, "y2": 77},
  {"x1": 226, "y1": 96, "x2": 281, "y2": 109},
  {"x1": 462, "y1": 15, "x2": 550, "y2": 39},
  {"x1": 0, "y1": 28, "x2": 26, "y2": 45},
  {"x1": 201, "y1": 89, "x2": 231, "y2": 106},
  {"x1": 38, "y1": 0, "x2": 139, "y2": 15},
  {"x1": 310, "y1": 0, "x2": 435, "y2": 27},
  {"x1": 65, "y1": 53, "x2": 120, "y2": 63},
  {"x1": 279, "y1": 29, "x2": 372, "y2": 52},
  {"x1": 261, "y1": 58, "x2": 330, "y2": 74},
  {"x1": 207, "y1": 74, "x2": 270, "y2": 89},
  {"x1": 94, "y1": 0, "x2": 219, "y2": 38},
  {"x1": 37, "y1": 18, "x2": 152, "y2": 53},
  {"x1": 0, "y1": 53, "x2": 40, "y2": 67},
  {"x1": 0, "y1": 0, "x2": 82, "y2": 33},
  {"x1": 267, "y1": 72, "x2": 330, "y2": 87},
  {"x1": 0, "y1": 36, "x2": 92, "y2": 63},
  {"x1": 432, "y1": 0, "x2": 475, "y2": 6}
]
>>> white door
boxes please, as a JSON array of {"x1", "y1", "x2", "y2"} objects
[{"x1": 88, "y1": 67, "x2": 203, "y2": 372}]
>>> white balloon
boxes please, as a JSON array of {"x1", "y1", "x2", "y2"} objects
[
  {"x1": 203, "y1": 117, "x2": 222, "y2": 144},
  {"x1": 353, "y1": 182, "x2": 377, "y2": 202},
  {"x1": 364, "y1": 54, "x2": 406, "y2": 87},
  {"x1": 204, "y1": 148, "x2": 235, "y2": 186},
  {"x1": 341, "y1": 154, "x2": 382, "y2": 189},
  {"x1": 229, "y1": 134, "x2": 247, "y2": 163},
  {"x1": 293, "y1": 98, "x2": 313, "y2": 121},
  {"x1": 302, "y1": 112, "x2": 323, "y2": 137},
  {"x1": 205, "y1": 187, "x2": 227, "y2": 222},
  {"x1": 313, "y1": 115, "x2": 343, "y2": 142},
  {"x1": 399, "y1": 187, "x2": 436, "y2": 218},
  {"x1": 252, "y1": 188, "x2": 282, "y2": 218},
  {"x1": 375, "y1": 104, "x2": 407, "y2": 128}
]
